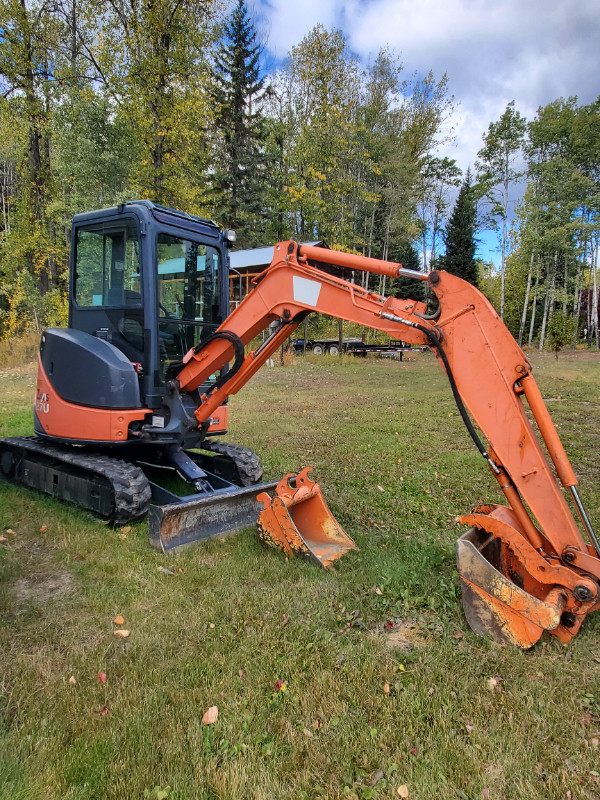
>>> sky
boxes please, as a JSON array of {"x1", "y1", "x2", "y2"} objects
[{"x1": 253, "y1": 0, "x2": 600, "y2": 262}]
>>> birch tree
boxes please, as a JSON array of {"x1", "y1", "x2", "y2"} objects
[{"x1": 476, "y1": 101, "x2": 526, "y2": 320}]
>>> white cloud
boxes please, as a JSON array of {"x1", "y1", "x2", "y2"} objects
[
  {"x1": 257, "y1": 0, "x2": 600, "y2": 173},
  {"x1": 254, "y1": 0, "x2": 599, "y2": 262}
]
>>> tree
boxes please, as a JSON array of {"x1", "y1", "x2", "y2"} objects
[
  {"x1": 209, "y1": 0, "x2": 268, "y2": 246},
  {"x1": 388, "y1": 241, "x2": 426, "y2": 303},
  {"x1": 0, "y1": 0, "x2": 61, "y2": 296},
  {"x1": 547, "y1": 310, "x2": 576, "y2": 358},
  {"x1": 89, "y1": 0, "x2": 219, "y2": 207},
  {"x1": 476, "y1": 101, "x2": 527, "y2": 320},
  {"x1": 273, "y1": 25, "x2": 365, "y2": 247},
  {"x1": 441, "y1": 169, "x2": 478, "y2": 285},
  {"x1": 416, "y1": 155, "x2": 461, "y2": 272}
]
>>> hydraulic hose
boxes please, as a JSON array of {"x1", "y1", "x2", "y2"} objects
[
  {"x1": 193, "y1": 330, "x2": 246, "y2": 393},
  {"x1": 380, "y1": 311, "x2": 500, "y2": 475}
]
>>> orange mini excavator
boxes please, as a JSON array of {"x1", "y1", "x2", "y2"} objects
[{"x1": 2, "y1": 200, "x2": 599, "y2": 648}]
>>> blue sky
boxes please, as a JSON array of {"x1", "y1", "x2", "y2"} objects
[{"x1": 252, "y1": 0, "x2": 600, "y2": 264}]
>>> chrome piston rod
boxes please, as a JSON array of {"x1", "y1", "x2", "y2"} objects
[{"x1": 569, "y1": 485, "x2": 600, "y2": 557}]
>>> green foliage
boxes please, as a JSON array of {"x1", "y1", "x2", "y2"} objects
[
  {"x1": 388, "y1": 242, "x2": 426, "y2": 303},
  {"x1": 476, "y1": 101, "x2": 527, "y2": 319},
  {"x1": 507, "y1": 97, "x2": 600, "y2": 350},
  {"x1": 441, "y1": 169, "x2": 478, "y2": 286},
  {"x1": 208, "y1": 0, "x2": 268, "y2": 247},
  {"x1": 546, "y1": 310, "x2": 576, "y2": 357},
  {"x1": 0, "y1": 0, "x2": 596, "y2": 349}
]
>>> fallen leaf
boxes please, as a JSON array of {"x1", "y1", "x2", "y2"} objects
[
  {"x1": 583, "y1": 712, "x2": 592, "y2": 725},
  {"x1": 453, "y1": 630, "x2": 464, "y2": 640},
  {"x1": 113, "y1": 615, "x2": 125, "y2": 625},
  {"x1": 113, "y1": 629, "x2": 130, "y2": 638},
  {"x1": 383, "y1": 683, "x2": 391, "y2": 695},
  {"x1": 98, "y1": 705, "x2": 109, "y2": 716},
  {"x1": 209, "y1": 623, "x2": 215, "y2": 629},
  {"x1": 591, "y1": 738, "x2": 599, "y2": 748},
  {"x1": 5, "y1": 529, "x2": 15, "y2": 535},
  {"x1": 311, "y1": 719, "x2": 319, "y2": 730},
  {"x1": 121, "y1": 526, "x2": 131, "y2": 534},
  {"x1": 201, "y1": 706, "x2": 218, "y2": 725},
  {"x1": 487, "y1": 677, "x2": 498, "y2": 692},
  {"x1": 410, "y1": 747, "x2": 418, "y2": 756},
  {"x1": 377, "y1": 485, "x2": 385, "y2": 492},
  {"x1": 0, "y1": 536, "x2": 7, "y2": 546},
  {"x1": 39, "y1": 525, "x2": 48, "y2": 533},
  {"x1": 466, "y1": 723, "x2": 474, "y2": 733},
  {"x1": 482, "y1": 790, "x2": 490, "y2": 800},
  {"x1": 69, "y1": 675, "x2": 77, "y2": 685},
  {"x1": 98, "y1": 672, "x2": 107, "y2": 683},
  {"x1": 178, "y1": 568, "x2": 184, "y2": 573},
  {"x1": 302, "y1": 727, "x2": 313, "y2": 737},
  {"x1": 375, "y1": 587, "x2": 383, "y2": 595},
  {"x1": 157, "y1": 566, "x2": 175, "y2": 575},
  {"x1": 238, "y1": 669, "x2": 244, "y2": 679},
  {"x1": 274, "y1": 680, "x2": 287, "y2": 692},
  {"x1": 118, "y1": 533, "x2": 128, "y2": 540},
  {"x1": 397, "y1": 785, "x2": 409, "y2": 798}
]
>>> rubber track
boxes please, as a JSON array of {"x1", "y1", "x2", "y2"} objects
[
  {"x1": 200, "y1": 440, "x2": 263, "y2": 486},
  {"x1": 1, "y1": 437, "x2": 152, "y2": 524}
]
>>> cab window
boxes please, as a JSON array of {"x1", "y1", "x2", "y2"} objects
[{"x1": 74, "y1": 220, "x2": 141, "y2": 307}]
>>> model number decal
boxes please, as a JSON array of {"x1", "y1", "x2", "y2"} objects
[{"x1": 36, "y1": 391, "x2": 49, "y2": 414}]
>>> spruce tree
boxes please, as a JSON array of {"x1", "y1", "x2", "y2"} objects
[
  {"x1": 442, "y1": 169, "x2": 479, "y2": 286},
  {"x1": 210, "y1": 0, "x2": 267, "y2": 246},
  {"x1": 389, "y1": 242, "x2": 426, "y2": 302}
]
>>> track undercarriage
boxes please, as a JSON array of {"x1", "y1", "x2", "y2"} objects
[{"x1": 0, "y1": 436, "x2": 276, "y2": 551}]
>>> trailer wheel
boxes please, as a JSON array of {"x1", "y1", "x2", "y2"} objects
[
  {"x1": 313, "y1": 345, "x2": 323, "y2": 355},
  {"x1": 328, "y1": 345, "x2": 339, "y2": 356}
]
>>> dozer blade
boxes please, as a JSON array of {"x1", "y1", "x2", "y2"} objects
[
  {"x1": 456, "y1": 525, "x2": 567, "y2": 649},
  {"x1": 148, "y1": 480, "x2": 278, "y2": 552},
  {"x1": 256, "y1": 467, "x2": 356, "y2": 569}
]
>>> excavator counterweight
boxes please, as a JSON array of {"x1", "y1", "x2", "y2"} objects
[{"x1": 2, "y1": 200, "x2": 598, "y2": 648}]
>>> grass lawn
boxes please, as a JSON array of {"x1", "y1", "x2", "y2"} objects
[{"x1": 1, "y1": 350, "x2": 600, "y2": 800}]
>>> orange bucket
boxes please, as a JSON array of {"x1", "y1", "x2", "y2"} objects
[{"x1": 257, "y1": 467, "x2": 356, "y2": 569}]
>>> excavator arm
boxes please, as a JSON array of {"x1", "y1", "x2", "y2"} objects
[{"x1": 176, "y1": 241, "x2": 600, "y2": 647}]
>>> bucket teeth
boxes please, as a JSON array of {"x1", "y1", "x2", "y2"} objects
[{"x1": 257, "y1": 468, "x2": 356, "y2": 569}]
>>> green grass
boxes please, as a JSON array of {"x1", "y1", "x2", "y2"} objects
[{"x1": 1, "y1": 351, "x2": 600, "y2": 799}]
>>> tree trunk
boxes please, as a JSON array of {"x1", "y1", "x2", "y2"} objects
[
  {"x1": 592, "y1": 236, "x2": 599, "y2": 350},
  {"x1": 539, "y1": 268, "x2": 556, "y2": 352},
  {"x1": 528, "y1": 257, "x2": 541, "y2": 347},
  {"x1": 518, "y1": 250, "x2": 534, "y2": 347},
  {"x1": 500, "y1": 205, "x2": 507, "y2": 321},
  {"x1": 571, "y1": 255, "x2": 584, "y2": 349}
]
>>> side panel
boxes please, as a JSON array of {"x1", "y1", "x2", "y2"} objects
[
  {"x1": 34, "y1": 357, "x2": 150, "y2": 442},
  {"x1": 40, "y1": 328, "x2": 142, "y2": 409}
]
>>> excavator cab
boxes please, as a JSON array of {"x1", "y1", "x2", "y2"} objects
[
  {"x1": 6, "y1": 202, "x2": 280, "y2": 547},
  {"x1": 67, "y1": 201, "x2": 231, "y2": 419}
]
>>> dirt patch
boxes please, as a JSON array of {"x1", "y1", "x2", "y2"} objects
[
  {"x1": 384, "y1": 621, "x2": 423, "y2": 653},
  {"x1": 14, "y1": 570, "x2": 74, "y2": 610}
]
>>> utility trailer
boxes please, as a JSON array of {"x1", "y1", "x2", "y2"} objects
[{"x1": 292, "y1": 337, "x2": 427, "y2": 359}]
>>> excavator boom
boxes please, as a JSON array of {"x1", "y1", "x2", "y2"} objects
[{"x1": 174, "y1": 241, "x2": 600, "y2": 647}]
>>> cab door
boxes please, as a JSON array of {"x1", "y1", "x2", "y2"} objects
[{"x1": 70, "y1": 215, "x2": 147, "y2": 371}]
